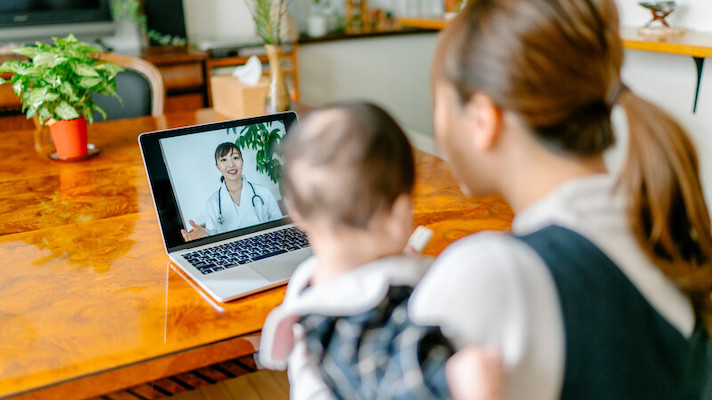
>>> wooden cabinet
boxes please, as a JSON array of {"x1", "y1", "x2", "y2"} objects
[{"x1": 140, "y1": 46, "x2": 209, "y2": 113}]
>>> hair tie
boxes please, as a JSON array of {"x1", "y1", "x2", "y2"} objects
[{"x1": 607, "y1": 82, "x2": 628, "y2": 107}]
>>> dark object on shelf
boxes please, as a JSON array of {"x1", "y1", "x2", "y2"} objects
[{"x1": 144, "y1": 0, "x2": 188, "y2": 46}]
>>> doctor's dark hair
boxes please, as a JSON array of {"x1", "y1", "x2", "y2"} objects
[
  {"x1": 435, "y1": 0, "x2": 711, "y2": 326},
  {"x1": 282, "y1": 102, "x2": 415, "y2": 228},
  {"x1": 214, "y1": 142, "x2": 243, "y2": 183}
]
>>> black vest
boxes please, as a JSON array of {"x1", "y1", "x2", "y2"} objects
[{"x1": 517, "y1": 225, "x2": 712, "y2": 400}]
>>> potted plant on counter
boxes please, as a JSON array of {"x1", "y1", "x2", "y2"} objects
[{"x1": 0, "y1": 34, "x2": 124, "y2": 160}]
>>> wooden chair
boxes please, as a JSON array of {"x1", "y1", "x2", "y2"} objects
[{"x1": 93, "y1": 52, "x2": 165, "y2": 120}]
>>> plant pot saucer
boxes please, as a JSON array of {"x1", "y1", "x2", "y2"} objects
[{"x1": 49, "y1": 144, "x2": 100, "y2": 161}]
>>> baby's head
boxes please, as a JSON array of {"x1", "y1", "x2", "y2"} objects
[{"x1": 283, "y1": 102, "x2": 415, "y2": 241}]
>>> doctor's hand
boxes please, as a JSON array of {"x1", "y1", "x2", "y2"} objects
[{"x1": 181, "y1": 220, "x2": 209, "y2": 242}]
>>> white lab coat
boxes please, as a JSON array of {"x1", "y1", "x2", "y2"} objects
[{"x1": 204, "y1": 178, "x2": 282, "y2": 235}]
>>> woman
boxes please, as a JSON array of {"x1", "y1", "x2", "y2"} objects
[
  {"x1": 181, "y1": 142, "x2": 282, "y2": 241},
  {"x1": 410, "y1": 0, "x2": 712, "y2": 399}
]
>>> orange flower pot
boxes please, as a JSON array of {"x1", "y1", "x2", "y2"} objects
[{"x1": 49, "y1": 117, "x2": 88, "y2": 160}]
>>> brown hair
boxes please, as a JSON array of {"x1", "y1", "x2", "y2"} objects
[
  {"x1": 435, "y1": 0, "x2": 712, "y2": 323},
  {"x1": 214, "y1": 142, "x2": 242, "y2": 164},
  {"x1": 282, "y1": 101, "x2": 415, "y2": 228}
]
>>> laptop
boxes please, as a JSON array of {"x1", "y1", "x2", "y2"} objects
[{"x1": 139, "y1": 111, "x2": 311, "y2": 302}]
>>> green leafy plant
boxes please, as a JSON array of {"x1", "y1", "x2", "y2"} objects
[
  {"x1": 0, "y1": 34, "x2": 124, "y2": 124},
  {"x1": 244, "y1": 0, "x2": 291, "y2": 45},
  {"x1": 227, "y1": 123, "x2": 284, "y2": 184}
]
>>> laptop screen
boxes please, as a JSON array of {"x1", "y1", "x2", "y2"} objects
[{"x1": 139, "y1": 112, "x2": 298, "y2": 252}]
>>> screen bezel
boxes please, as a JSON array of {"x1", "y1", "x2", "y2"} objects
[{"x1": 139, "y1": 111, "x2": 298, "y2": 253}]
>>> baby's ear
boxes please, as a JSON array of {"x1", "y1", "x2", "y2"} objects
[
  {"x1": 288, "y1": 205, "x2": 308, "y2": 230},
  {"x1": 391, "y1": 194, "x2": 413, "y2": 218},
  {"x1": 385, "y1": 194, "x2": 413, "y2": 236}
]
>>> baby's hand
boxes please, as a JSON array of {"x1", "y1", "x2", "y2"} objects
[{"x1": 446, "y1": 347, "x2": 504, "y2": 400}]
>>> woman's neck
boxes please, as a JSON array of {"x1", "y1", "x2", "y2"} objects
[
  {"x1": 225, "y1": 178, "x2": 243, "y2": 193},
  {"x1": 503, "y1": 152, "x2": 608, "y2": 213}
]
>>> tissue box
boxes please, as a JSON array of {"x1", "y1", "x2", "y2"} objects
[{"x1": 210, "y1": 75, "x2": 269, "y2": 118}]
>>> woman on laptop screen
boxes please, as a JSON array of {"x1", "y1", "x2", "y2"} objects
[{"x1": 181, "y1": 142, "x2": 282, "y2": 242}]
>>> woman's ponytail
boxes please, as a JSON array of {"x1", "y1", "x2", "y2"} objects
[
  {"x1": 617, "y1": 88, "x2": 712, "y2": 326},
  {"x1": 437, "y1": 0, "x2": 712, "y2": 330}
]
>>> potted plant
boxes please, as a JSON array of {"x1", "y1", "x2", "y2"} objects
[
  {"x1": 308, "y1": 0, "x2": 329, "y2": 37},
  {"x1": 0, "y1": 34, "x2": 124, "y2": 160},
  {"x1": 244, "y1": 0, "x2": 292, "y2": 113}
]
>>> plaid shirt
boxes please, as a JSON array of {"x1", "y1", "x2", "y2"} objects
[{"x1": 300, "y1": 286, "x2": 454, "y2": 400}]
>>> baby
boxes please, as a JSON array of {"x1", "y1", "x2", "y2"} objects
[{"x1": 259, "y1": 102, "x2": 502, "y2": 400}]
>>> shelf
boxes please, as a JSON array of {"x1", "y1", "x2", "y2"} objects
[
  {"x1": 619, "y1": 27, "x2": 712, "y2": 58},
  {"x1": 397, "y1": 18, "x2": 711, "y2": 112},
  {"x1": 398, "y1": 18, "x2": 712, "y2": 57},
  {"x1": 397, "y1": 17, "x2": 447, "y2": 31}
]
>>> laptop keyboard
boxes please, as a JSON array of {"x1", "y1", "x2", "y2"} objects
[{"x1": 182, "y1": 226, "x2": 310, "y2": 275}]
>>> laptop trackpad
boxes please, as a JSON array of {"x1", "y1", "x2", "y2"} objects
[
  {"x1": 204, "y1": 267, "x2": 270, "y2": 298},
  {"x1": 251, "y1": 250, "x2": 308, "y2": 282}
]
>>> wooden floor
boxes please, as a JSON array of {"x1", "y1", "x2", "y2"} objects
[{"x1": 171, "y1": 370, "x2": 289, "y2": 400}]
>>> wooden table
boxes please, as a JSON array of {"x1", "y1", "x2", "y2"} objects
[{"x1": 0, "y1": 109, "x2": 513, "y2": 399}]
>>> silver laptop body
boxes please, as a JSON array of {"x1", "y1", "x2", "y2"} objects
[{"x1": 139, "y1": 111, "x2": 310, "y2": 302}]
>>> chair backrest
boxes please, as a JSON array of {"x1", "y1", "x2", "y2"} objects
[{"x1": 92, "y1": 52, "x2": 165, "y2": 120}]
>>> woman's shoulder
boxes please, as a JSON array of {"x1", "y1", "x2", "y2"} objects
[
  {"x1": 412, "y1": 230, "x2": 555, "y2": 315},
  {"x1": 205, "y1": 184, "x2": 223, "y2": 205},
  {"x1": 410, "y1": 230, "x2": 564, "y2": 368},
  {"x1": 246, "y1": 180, "x2": 274, "y2": 194},
  {"x1": 431, "y1": 231, "x2": 542, "y2": 276}
]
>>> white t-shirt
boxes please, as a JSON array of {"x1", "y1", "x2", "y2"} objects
[{"x1": 409, "y1": 173, "x2": 695, "y2": 400}]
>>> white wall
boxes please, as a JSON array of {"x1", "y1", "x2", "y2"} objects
[
  {"x1": 298, "y1": 34, "x2": 439, "y2": 150},
  {"x1": 182, "y1": 0, "x2": 256, "y2": 44}
]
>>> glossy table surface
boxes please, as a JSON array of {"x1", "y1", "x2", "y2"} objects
[{"x1": 0, "y1": 109, "x2": 513, "y2": 399}]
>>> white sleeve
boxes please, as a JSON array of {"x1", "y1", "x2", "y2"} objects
[
  {"x1": 204, "y1": 191, "x2": 220, "y2": 235},
  {"x1": 288, "y1": 324, "x2": 335, "y2": 400},
  {"x1": 409, "y1": 232, "x2": 565, "y2": 400}
]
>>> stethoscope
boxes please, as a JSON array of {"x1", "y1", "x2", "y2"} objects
[{"x1": 217, "y1": 180, "x2": 265, "y2": 225}]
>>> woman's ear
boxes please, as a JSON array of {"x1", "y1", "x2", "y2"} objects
[{"x1": 463, "y1": 93, "x2": 502, "y2": 152}]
